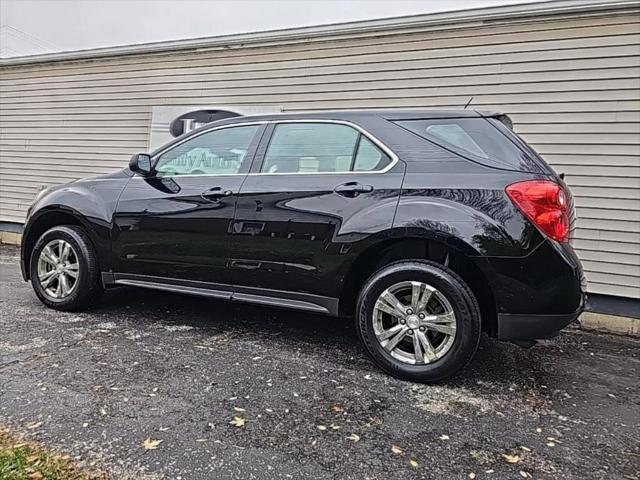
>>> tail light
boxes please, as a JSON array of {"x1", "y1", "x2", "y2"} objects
[{"x1": 506, "y1": 180, "x2": 571, "y2": 243}]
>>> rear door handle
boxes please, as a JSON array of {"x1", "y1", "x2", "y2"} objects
[
  {"x1": 201, "y1": 187, "x2": 233, "y2": 201},
  {"x1": 334, "y1": 182, "x2": 374, "y2": 197}
]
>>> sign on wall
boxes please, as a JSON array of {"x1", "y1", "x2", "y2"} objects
[{"x1": 149, "y1": 105, "x2": 283, "y2": 150}]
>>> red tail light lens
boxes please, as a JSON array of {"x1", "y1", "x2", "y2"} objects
[{"x1": 506, "y1": 180, "x2": 570, "y2": 243}]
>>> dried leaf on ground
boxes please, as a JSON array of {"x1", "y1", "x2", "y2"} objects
[
  {"x1": 502, "y1": 453, "x2": 521, "y2": 464},
  {"x1": 142, "y1": 437, "x2": 163, "y2": 450},
  {"x1": 347, "y1": 433, "x2": 360, "y2": 442},
  {"x1": 230, "y1": 416, "x2": 246, "y2": 428},
  {"x1": 391, "y1": 445, "x2": 403, "y2": 455}
]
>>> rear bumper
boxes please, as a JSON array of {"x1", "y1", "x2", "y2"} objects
[
  {"x1": 473, "y1": 238, "x2": 587, "y2": 340},
  {"x1": 496, "y1": 307, "x2": 583, "y2": 341}
]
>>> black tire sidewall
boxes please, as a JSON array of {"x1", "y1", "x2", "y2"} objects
[
  {"x1": 30, "y1": 226, "x2": 100, "y2": 311},
  {"x1": 356, "y1": 260, "x2": 481, "y2": 382}
]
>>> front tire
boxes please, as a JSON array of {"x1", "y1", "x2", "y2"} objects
[
  {"x1": 356, "y1": 260, "x2": 481, "y2": 383},
  {"x1": 30, "y1": 225, "x2": 103, "y2": 311}
]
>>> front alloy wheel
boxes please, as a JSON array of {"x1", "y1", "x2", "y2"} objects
[
  {"x1": 37, "y1": 239, "x2": 80, "y2": 299},
  {"x1": 30, "y1": 225, "x2": 103, "y2": 311}
]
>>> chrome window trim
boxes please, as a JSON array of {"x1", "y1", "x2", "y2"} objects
[{"x1": 132, "y1": 118, "x2": 399, "y2": 179}]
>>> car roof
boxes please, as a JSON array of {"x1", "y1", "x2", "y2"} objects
[
  {"x1": 212, "y1": 109, "x2": 503, "y2": 127},
  {"x1": 150, "y1": 109, "x2": 507, "y2": 156}
]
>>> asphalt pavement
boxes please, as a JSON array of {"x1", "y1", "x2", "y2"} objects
[{"x1": 0, "y1": 245, "x2": 638, "y2": 480}]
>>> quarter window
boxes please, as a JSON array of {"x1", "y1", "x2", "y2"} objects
[
  {"x1": 155, "y1": 125, "x2": 259, "y2": 176},
  {"x1": 395, "y1": 118, "x2": 540, "y2": 171},
  {"x1": 261, "y1": 123, "x2": 391, "y2": 174},
  {"x1": 353, "y1": 136, "x2": 388, "y2": 172}
]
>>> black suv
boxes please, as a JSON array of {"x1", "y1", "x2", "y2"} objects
[{"x1": 20, "y1": 110, "x2": 586, "y2": 382}]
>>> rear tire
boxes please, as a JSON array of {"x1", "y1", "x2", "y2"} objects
[
  {"x1": 30, "y1": 225, "x2": 103, "y2": 311},
  {"x1": 356, "y1": 260, "x2": 481, "y2": 383}
]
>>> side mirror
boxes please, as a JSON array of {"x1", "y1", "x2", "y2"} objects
[{"x1": 129, "y1": 153, "x2": 153, "y2": 176}]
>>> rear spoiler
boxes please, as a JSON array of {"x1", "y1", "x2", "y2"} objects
[{"x1": 477, "y1": 111, "x2": 514, "y2": 130}]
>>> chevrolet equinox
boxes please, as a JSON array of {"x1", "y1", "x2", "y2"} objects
[{"x1": 20, "y1": 110, "x2": 586, "y2": 382}]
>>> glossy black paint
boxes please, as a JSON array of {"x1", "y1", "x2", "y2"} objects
[{"x1": 21, "y1": 110, "x2": 586, "y2": 340}]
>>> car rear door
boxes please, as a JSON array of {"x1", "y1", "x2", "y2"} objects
[
  {"x1": 112, "y1": 123, "x2": 265, "y2": 289},
  {"x1": 229, "y1": 120, "x2": 405, "y2": 313}
]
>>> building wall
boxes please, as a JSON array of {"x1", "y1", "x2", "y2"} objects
[{"x1": 1, "y1": 8, "x2": 639, "y2": 299}]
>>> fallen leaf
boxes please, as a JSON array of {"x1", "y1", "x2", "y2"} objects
[
  {"x1": 330, "y1": 423, "x2": 341, "y2": 430},
  {"x1": 391, "y1": 445, "x2": 403, "y2": 455},
  {"x1": 332, "y1": 405, "x2": 345, "y2": 413},
  {"x1": 546, "y1": 441, "x2": 556, "y2": 447},
  {"x1": 410, "y1": 459, "x2": 419, "y2": 468},
  {"x1": 195, "y1": 438, "x2": 207, "y2": 443},
  {"x1": 233, "y1": 407, "x2": 246, "y2": 412},
  {"x1": 520, "y1": 471, "x2": 531, "y2": 478},
  {"x1": 366, "y1": 417, "x2": 382, "y2": 428},
  {"x1": 26, "y1": 422, "x2": 42, "y2": 430},
  {"x1": 28, "y1": 471, "x2": 43, "y2": 480},
  {"x1": 159, "y1": 426, "x2": 170, "y2": 432},
  {"x1": 502, "y1": 454, "x2": 521, "y2": 464},
  {"x1": 439, "y1": 434, "x2": 450, "y2": 441},
  {"x1": 82, "y1": 422, "x2": 89, "y2": 428},
  {"x1": 100, "y1": 407, "x2": 107, "y2": 416},
  {"x1": 469, "y1": 473, "x2": 476, "y2": 479},
  {"x1": 317, "y1": 425, "x2": 327, "y2": 431},
  {"x1": 142, "y1": 437, "x2": 162, "y2": 450},
  {"x1": 347, "y1": 433, "x2": 360, "y2": 442},
  {"x1": 520, "y1": 446, "x2": 531, "y2": 452},
  {"x1": 230, "y1": 416, "x2": 246, "y2": 428}
]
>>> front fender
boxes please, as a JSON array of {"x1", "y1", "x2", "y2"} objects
[{"x1": 22, "y1": 173, "x2": 130, "y2": 278}]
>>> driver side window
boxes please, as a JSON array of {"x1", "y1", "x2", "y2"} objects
[{"x1": 155, "y1": 125, "x2": 259, "y2": 176}]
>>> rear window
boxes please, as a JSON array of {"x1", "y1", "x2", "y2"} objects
[{"x1": 395, "y1": 118, "x2": 543, "y2": 172}]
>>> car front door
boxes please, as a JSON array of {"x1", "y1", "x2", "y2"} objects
[
  {"x1": 112, "y1": 123, "x2": 265, "y2": 289},
  {"x1": 229, "y1": 120, "x2": 405, "y2": 314}
]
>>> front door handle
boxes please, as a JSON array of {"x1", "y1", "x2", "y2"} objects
[
  {"x1": 201, "y1": 187, "x2": 233, "y2": 201},
  {"x1": 334, "y1": 182, "x2": 374, "y2": 198}
]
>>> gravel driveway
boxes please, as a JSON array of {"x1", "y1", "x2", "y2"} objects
[{"x1": 1, "y1": 245, "x2": 638, "y2": 479}]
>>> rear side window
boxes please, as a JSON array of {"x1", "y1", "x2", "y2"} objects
[
  {"x1": 395, "y1": 118, "x2": 542, "y2": 172},
  {"x1": 261, "y1": 123, "x2": 391, "y2": 173}
]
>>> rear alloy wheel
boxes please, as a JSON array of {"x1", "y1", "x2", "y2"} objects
[
  {"x1": 30, "y1": 225, "x2": 103, "y2": 311},
  {"x1": 356, "y1": 260, "x2": 481, "y2": 382},
  {"x1": 373, "y1": 280, "x2": 457, "y2": 365}
]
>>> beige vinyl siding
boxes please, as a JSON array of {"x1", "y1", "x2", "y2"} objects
[{"x1": 1, "y1": 8, "x2": 639, "y2": 299}]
